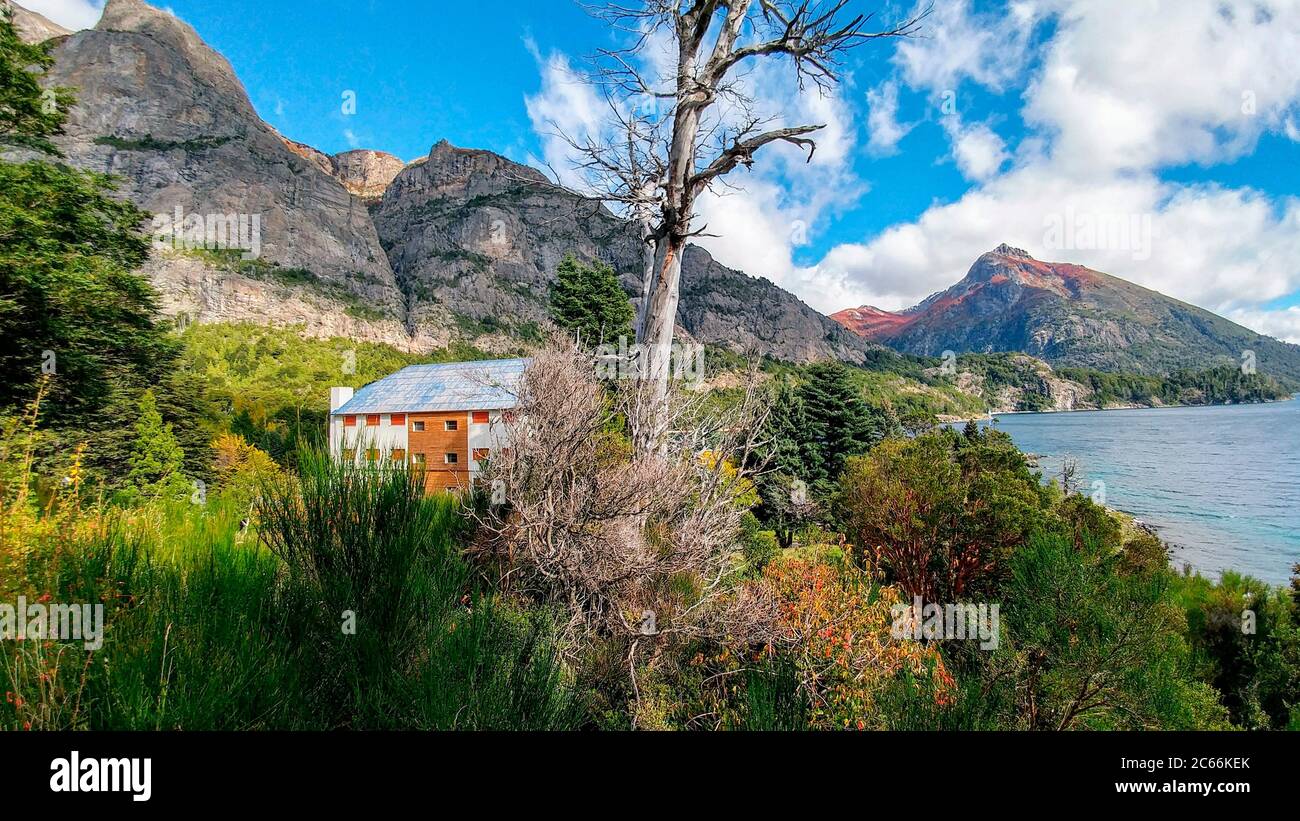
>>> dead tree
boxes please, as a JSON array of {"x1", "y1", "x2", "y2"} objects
[{"x1": 555, "y1": 1, "x2": 928, "y2": 455}]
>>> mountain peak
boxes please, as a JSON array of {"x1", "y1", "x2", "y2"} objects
[
  {"x1": 990, "y1": 243, "x2": 1033, "y2": 259},
  {"x1": 3, "y1": 1, "x2": 71, "y2": 43}
]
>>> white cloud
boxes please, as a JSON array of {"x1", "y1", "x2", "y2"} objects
[
  {"x1": 810, "y1": 0, "x2": 1300, "y2": 331},
  {"x1": 942, "y1": 115, "x2": 1009, "y2": 181},
  {"x1": 1023, "y1": 0, "x2": 1300, "y2": 174},
  {"x1": 1227, "y1": 306, "x2": 1300, "y2": 344},
  {"x1": 866, "y1": 81, "x2": 914, "y2": 156},
  {"x1": 894, "y1": 0, "x2": 1040, "y2": 94},
  {"x1": 15, "y1": 0, "x2": 104, "y2": 30}
]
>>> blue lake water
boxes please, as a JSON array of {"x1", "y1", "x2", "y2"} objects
[{"x1": 988, "y1": 398, "x2": 1300, "y2": 586}]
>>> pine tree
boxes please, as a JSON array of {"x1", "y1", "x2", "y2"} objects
[
  {"x1": 799, "y1": 361, "x2": 886, "y2": 493},
  {"x1": 548, "y1": 253, "x2": 634, "y2": 346},
  {"x1": 751, "y1": 380, "x2": 818, "y2": 546},
  {"x1": 127, "y1": 389, "x2": 188, "y2": 497}
]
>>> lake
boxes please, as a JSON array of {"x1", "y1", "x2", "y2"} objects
[{"x1": 989, "y1": 398, "x2": 1300, "y2": 586}]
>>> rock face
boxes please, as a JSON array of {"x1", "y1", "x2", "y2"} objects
[
  {"x1": 42, "y1": 0, "x2": 411, "y2": 344},
  {"x1": 835, "y1": 244, "x2": 1300, "y2": 381},
  {"x1": 33, "y1": 0, "x2": 876, "y2": 363},
  {"x1": 4, "y1": 1, "x2": 71, "y2": 44},
  {"x1": 375, "y1": 140, "x2": 876, "y2": 362},
  {"x1": 331, "y1": 150, "x2": 406, "y2": 203}
]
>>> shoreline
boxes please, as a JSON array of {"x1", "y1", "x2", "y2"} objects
[{"x1": 938, "y1": 394, "x2": 1295, "y2": 425}]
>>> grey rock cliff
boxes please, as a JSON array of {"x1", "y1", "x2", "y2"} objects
[
  {"x1": 42, "y1": 0, "x2": 412, "y2": 344},
  {"x1": 376, "y1": 140, "x2": 876, "y2": 362},
  {"x1": 34, "y1": 0, "x2": 878, "y2": 364}
]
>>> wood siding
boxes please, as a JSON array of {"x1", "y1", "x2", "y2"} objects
[{"x1": 407, "y1": 411, "x2": 469, "y2": 493}]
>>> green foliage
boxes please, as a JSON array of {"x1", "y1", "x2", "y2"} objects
[
  {"x1": 0, "y1": 10, "x2": 74, "y2": 155},
  {"x1": 2, "y1": 453, "x2": 579, "y2": 730},
  {"x1": 0, "y1": 161, "x2": 173, "y2": 419},
  {"x1": 1171, "y1": 570, "x2": 1300, "y2": 729},
  {"x1": 125, "y1": 389, "x2": 189, "y2": 499},
  {"x1": 93, "y1": 134, "x2": 234, "y2": 152},
  {"x1": 548, "y1": 253, "x2": 634, "y2": 346},
  {"x1": 995, "y1": 534, "x2": 1231, "y2": 729},
  {"x1": 839, "y1": 427, "x2": 1051, "y2": 602},
  {"x1": 1057, "y1": 363, "x2": 1289, "y2": 406}
]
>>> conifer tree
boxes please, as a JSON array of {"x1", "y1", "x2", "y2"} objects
[
  {"x1": 127, "y1": 389, "x2": 188, "y2": 497},
  {"x1": 548, "y1": 253, "x2": 634, "y2": 346}
]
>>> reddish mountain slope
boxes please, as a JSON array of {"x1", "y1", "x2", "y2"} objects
[{"x1": 833, "y1": 244, "x2": 1300, "y2": 382}]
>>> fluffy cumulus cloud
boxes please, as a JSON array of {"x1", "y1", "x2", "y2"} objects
[
  {"x1": 866, "y1": 81, "x2": 913, "y2": 156},
  {"x1": 15, "y1": 0, "x2": 104, "y2": 30},
  {"x1": 525, "y1": 0, "x2": 1300, "y2": 337}
]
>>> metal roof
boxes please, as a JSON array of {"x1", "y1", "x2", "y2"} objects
[{"x1": 333, "y1": 358, "x2": 529, "y2": 415}]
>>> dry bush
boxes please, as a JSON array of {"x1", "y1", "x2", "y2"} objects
[{"x1": 471, "y1": 341, "x2": 780, "y2": 718}]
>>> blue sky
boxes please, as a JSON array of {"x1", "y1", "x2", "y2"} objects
[{"x1": 25, "y1": 0, "x2": 1300, "y2": 341}]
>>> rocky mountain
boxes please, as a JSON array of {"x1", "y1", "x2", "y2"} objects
[
  {"x1": 2, "y1": 0, "x2": 69, "y2": 43},
  {"x1": 36, "y1": 0, "x2": 417, "y2": 345},
  {"x1": 833, "y1": 244, "x2": 1300, "y2": 383},
  {"x1": 374, "y1": 140, "x2": 875, "y2": 362},
  {"x1": 22, "y1": 0, "x2": 873, "y2": 364}
]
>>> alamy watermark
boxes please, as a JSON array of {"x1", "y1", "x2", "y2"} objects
[
  {"x1": 891, "y1": 596, "x2": 1000, "y2": 650},
  {"x1": 1043, "y1": 206, "x2": 1152, "y2": 261},
  {"x1": 149, "y1": 206, "x2": 262, "y2": 260},
  {"x1": 595, "y1": 337, "x2": 705, "y2": 385},
  {"x1": 0, "y1": 596, "x2": 104, "y2": 651}
]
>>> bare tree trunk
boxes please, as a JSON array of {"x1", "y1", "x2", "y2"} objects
[
  {"x1": 633, "y1": 214, "x2": 656, "y2": 340},
  {"x1": 634, "y1": 235, "x2": 685, "y2": 455}
]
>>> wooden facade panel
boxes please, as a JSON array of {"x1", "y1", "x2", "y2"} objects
[{"x1": 407, "y1": 411, "x2": 470, "y2": 494}]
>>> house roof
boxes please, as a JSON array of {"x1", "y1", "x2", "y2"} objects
[{"x1": 333, "y1": 358, "x2": 530, "y2": 415}]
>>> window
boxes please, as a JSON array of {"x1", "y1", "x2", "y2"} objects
[
  {"x1": 366, "y1": 449, "x2": 379, "y2": 463},
  {"x1": 390, "y1": 413, "x2": 406, "y2": 426},
  {"x1": 472, "y1": 411, "x2": 489, "y2": 424},
  {"x1": 344, "y1": 415, "x2": 357, "y2": 428},
  {"x1": 342, "y1": 449, "x2": 355, "y2": 461},
  {"x1": 444, "y1": 420, "x2": 458, "y2": 431},
  {"x1": 472, "y1": 448, "x2": 490, "y2": 461},
  {"x1": 366, "y1": 414, "x2": 380, "y2": 427},
  {"x1": 412, "y1": 420, "x2": 425, "y2": 432},
  {"x1": 444, "y1": 452, "x2": 459, "y2": 465},
  {"x1": 392, "y1": 448, "x2": 406, "y2": 462},
  {"x1": 411, "y1": 453, "x2": 426, "y2": 470},
  {"x1": 502, "y1": 410, "x2": 516, "y2": 423}
]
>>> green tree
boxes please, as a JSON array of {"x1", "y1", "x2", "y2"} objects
[
  {"x1": 799, "y1": 361, "x2": 889, "y2": 494},
  {"x1": 750, "y1": 380, "x2": 817, "y2": 547},
  {"x1": 548, "y1": 253, "x2": 634, "y2": 346},
  {"x1": 839, "y1": 428, "x2": 1049, "y2": 602},
  {"x1": 126, "y1": 389, "x2": 188, "y2": 497},
  {"x1": 0, "y1": 12, "x2": 210, "y2": 486},
  {"x1": 0, "y1": 8, "x2": 73, "y2": 155}
]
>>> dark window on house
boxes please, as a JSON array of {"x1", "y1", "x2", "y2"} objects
[
  {"x1": 411, "y1": 453, "x2": 426, "y2": 470},
  {"x1": 444, "y1": 452, "x2": 459, "y2": 465},
  {"x1": 412, "y1": 420, "x2": 425, "y2": 432},
  {"x1": 444, "y1": 420, "x2": 458, "y2": 431}
]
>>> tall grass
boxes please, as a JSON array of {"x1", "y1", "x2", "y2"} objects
[{"x1": 2, "y1": 444, "x2": 578, "y2": 730}]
